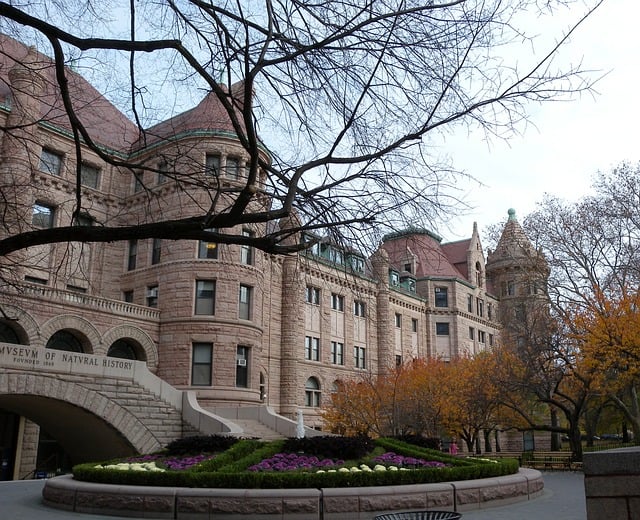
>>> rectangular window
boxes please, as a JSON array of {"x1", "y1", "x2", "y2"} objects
[
  {"x1": 354, "y1": 346, "x2": 366, "y2": 369},
  {"x1": 505, "y1": 280, "x2": 515, "y2": 296},
  {"x1": 435, "y1": 287, "x2": 448, "y2": 307},
  {"x1": 123, "y1": 290, "x2": 134, "y2": 303},
  {"x1": 158, "y1": 160, "x2": 168, "y2": 184},
  {"x1": 133, "y1": 172, "x2": 143, "y2": 192},
  {"x1": 331, "y1": 293, "x2": 344, "y2": 312},
  {"x1": 488, "y1": 303, "x2": 493, "y2": 320},
  {"x1": 353, "y1": 300, "x2": 366, "y2": 317},
  {"x1": 395, "y1": 355, "x2": 403, "y2": 366},
  {"x1": 240, "y1": 229, "x2": 253, "y2": 265},
  {"x1": 467, "y1": 294, "x2": 473, "y2": 313},
  {"x1": 350, "y1": 256, "x2": 365, "y2": 273},
  {"x1": 39, "y1": 149, "x2": 62, "y2": 175},
  {"x1": 306, "y1": 286, "x2": 320, "y2": 305},
  {"x1": 151, "y1": 238, "x2": 162, "y2": 265},
  {"x1": 32, "y1": 203, "x2": 54, "y2": 228},
  {"x1": 395, "y1": 313, "x2": 401, "y2": 328},
  {"x1": 198, "y1": 228, "x2": 218, "y2": 259},
  {"x1": 147, "y1": 285, "x2": 158, "y2": 308},
  {"x1": 191, "y1": 342, "x2": 212, "y2": 386},
  {"x1": 411, "y1": 318, "x2": 418, "y2": 333},
  {"x1": 489, "y1": 333, "x2": 494, "y2": 346},
  {"x1": 390, "y1": 272, "x2": 400, "y2": 286},
  {"x1": 436, "y1": 322, "x2": 450, "y2": 336},
  {"x1": 479, "y1": 330, "x2": 486, "y2": 343},
  {"x1": 75, "y1": 214, "x2": 93, "y2": 227},
  {"x1": 205, "y1": 154, "x2": 221, "y2": 176},
  {"x1": 127, "y1": 239, "x2": 137, "y2": 271},
  {"x1": 24, "y1": 275, "x2": 47, "y2": 285},
  {"x1": 239, "y1": 284, "x2": 253, "y2": 320},
  {"x1": 225, "y1": 157, "x2": 241, "y2": 179},
  {"x1": 195, "y1": 280, "x2": 216, "y2": 315},
  {"x1": 80, "y1": 163, "x2": 100, "y2": 189},
  {"x1": 331, "y1": 341, "x2": 344, "y2": 365},
  {"x1": 236, "y1": 346, "x2": 249, "y2": 388},
  {"x1": 477, "y1": 298, "x2": 484, "y2": 317},
  {"x1": 305, "y1": 336, "x2": 320, "y2": 361},
  {"x1": 469, "y1": 326, "x2": 475, "y2": 340}
]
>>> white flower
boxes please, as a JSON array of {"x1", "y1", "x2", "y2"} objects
[
  {"x1": 338, "y1": 467, "x2": 350, "y2": 473},
  {"x1": 316, "y1": 470, "x2": 326, "y2": 473},
  {"x1": 350, "y1": 467, "x2": 361, "y2": 472},
  {"x1": 373, "y1": 465, "x2": 387, "y2": 472},
  {"x1": 388, "y1": 466, "x2": 398, "y2": 471}
]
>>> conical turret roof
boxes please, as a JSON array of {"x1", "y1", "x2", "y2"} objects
[{"x1": 489, "y1": 209, "x2": 535, "y2": 261}]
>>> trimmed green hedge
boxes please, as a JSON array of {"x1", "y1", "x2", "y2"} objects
[{"x1": 72, "y1": 437, "x2": 519, "y2": 489}]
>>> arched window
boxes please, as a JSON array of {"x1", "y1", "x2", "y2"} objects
[
  {"x1": 107, "y1": 339, "x2": 138, "y2": 360},
  {"x1": 305, "y1": 377, "x2": 321, "y2": 407},
  {"x1": 46, "y1": 331, "x2": 83, "y2": 352},
  {"x1": 475, "y1": 261, "x2": 483, "y2": 287},
  {"x1": 0, "y1": 322, "x2": 20, "y2": 344},
  {"x1": 260, "y1": 372, "x2": 266, "y2": 401}
]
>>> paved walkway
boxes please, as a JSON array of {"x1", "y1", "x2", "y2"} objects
[
  {"x1": 461, "y1": 471, "x2": 586, "y2": 520},
  {"x1": 0, "y1": 471, "x2": 586, "y2": 519}
]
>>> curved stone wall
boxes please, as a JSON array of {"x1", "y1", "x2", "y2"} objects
[{"x1": 43, "y1": 468, "x2": 543, "y2": 519}]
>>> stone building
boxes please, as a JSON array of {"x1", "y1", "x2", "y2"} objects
[{"x1": 0, "y1": 35, "x2": 514, "y2": 477}]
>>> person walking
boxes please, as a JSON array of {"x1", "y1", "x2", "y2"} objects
[{"x1": 449, "y1": 438, "x2": 458, "y2": 455}]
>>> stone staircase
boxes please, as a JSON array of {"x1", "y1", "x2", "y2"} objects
[
  {"x1": 227, "y1": 418, "x2": 285, "y2": 440},
  {"x1": 210, "y1": 405, "x2": 321, "y2": 440}
]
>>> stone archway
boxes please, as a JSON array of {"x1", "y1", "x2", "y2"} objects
[
  {"x1": 0, "y1": 304, "x2": 39, "y2": 345},
  {"x1": 0, "y1": 372, "x2": 162, "y2": 464},
  {"x1": 39, "y1": 315, "x2": 101, "y2": 353},
  {"x1": 101, "y1": 325, "x2": 158, "y2": 371}
]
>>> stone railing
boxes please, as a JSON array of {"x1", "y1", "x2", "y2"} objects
[{"x1": 19, "y1": 283, "x2": 160, "y2": 320}]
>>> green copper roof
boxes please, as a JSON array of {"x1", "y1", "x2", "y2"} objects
[{"x1": 382, "y1": 226, "x2": 442, "y2": 243}]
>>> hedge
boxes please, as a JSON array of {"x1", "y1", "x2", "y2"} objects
[{"x1": 72, "y1": 437, "x2": 519, "y2": 489}]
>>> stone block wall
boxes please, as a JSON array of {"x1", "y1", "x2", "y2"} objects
[{"x1": 584, "y1": 447, "x2": 640, "y2": 520}]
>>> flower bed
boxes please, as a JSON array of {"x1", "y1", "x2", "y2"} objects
[{"x1": 73, "y1": 436, "x2": 518, "y2": 489}]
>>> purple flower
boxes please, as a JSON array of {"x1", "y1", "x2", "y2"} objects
[
  {"x1": 372, "y1": 452, "x2": 446, "y2": 469},
  {"x1": 248, "y1": 453, "x2": 343, "y2": 472}
]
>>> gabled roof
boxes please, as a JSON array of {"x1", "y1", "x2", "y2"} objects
[
  {"x1": 441, "y1": 238, "x2": 471, "y2": 280},
  {"x1": 382, "y1": 229, "x2": 465, "y2": 279}
]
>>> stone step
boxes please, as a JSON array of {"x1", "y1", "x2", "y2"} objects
[{"x1": 229, "y1": 419, "x2": 285, "y2": 440}]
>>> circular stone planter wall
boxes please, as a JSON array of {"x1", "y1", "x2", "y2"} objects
[{"x1": 42, "y1": 468, "x2": 543, "y2": 519}]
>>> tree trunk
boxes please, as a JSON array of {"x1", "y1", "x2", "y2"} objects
[
  {"x1": 484, "y1": 430, "x2": 493, "y2": 452},
  {"x1": 550, "y1": 408, "x2": 562, "y2": 451}
]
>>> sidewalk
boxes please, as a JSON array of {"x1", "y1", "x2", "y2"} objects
[
  {"x1": 461, "y1": 471, "x2": 586, "y2": 520},
  {"x1": 0, "y1": 471, "x2": 586, "y2": 519}
]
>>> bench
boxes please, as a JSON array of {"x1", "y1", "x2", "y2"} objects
[{"x1": 523, "y1": 451, "x2": 579, "y2": 471}]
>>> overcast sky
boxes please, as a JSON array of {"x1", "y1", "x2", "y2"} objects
[{"x1": 438, "y1": 0, "x2": 639, "y2": 243}]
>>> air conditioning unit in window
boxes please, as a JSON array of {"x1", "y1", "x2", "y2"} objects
[
  {"x1": 237, "y1": 359, "x2": 247, "y2": 366},
  {"x1": 146, "y1": 287, "x2": 158, "y2": 298}
]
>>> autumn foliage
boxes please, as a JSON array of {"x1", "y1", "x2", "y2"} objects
[{"x1": 323, "y1": 354, "x2": 504, "y2": 450}]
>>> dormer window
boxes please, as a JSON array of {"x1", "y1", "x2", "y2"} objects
[
  {"x1": 349, "y1": 255, "x2": 365, "y2": 273},
  {"x1": 390, "y1": 271, "x2": 400, "y2": 286}
]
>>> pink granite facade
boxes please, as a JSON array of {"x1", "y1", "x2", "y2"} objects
[{"x1": 0, "y1": 35, "x2": 522, "y2": 478}]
